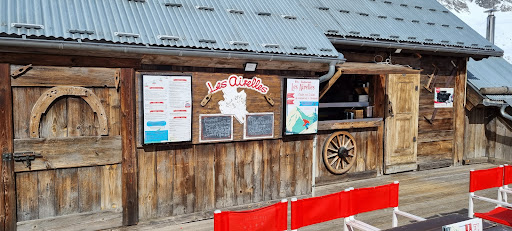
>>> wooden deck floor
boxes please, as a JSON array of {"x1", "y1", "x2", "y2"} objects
[{"x1": 109, "y1": 163, "x2": 500, "y2": 231}]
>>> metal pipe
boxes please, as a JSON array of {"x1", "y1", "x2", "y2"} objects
[
  {"x1": 0, "y1": 37, "x2": 345, "y2": 65},
  {"x1": 329, "y1": 38, "x2": 503, "y2": 57},
  {"x1": 500, "y1": 105, "x2": 512, "y2": 121},
  {"x1": 485, "y1": 9, "x2": 498, "y2": 44}
]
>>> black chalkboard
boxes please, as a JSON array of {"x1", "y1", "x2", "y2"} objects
[
  {"x1": 200, "y1": 115, "x2": 233, "y2": 142},
  {"x1": 245, "y1": 113, "x2": 274, "y2": 139}
]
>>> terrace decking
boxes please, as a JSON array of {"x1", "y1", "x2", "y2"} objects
[{"x1": 99, "y1": 163, "x2": 501, "y2": 231}]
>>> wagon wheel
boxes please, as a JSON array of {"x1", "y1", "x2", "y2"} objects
[{"x1": 322, "y1": 131, "x2": 357, "y2": 174}]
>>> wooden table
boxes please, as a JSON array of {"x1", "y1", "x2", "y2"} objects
[{"x1": 385, "y1": 214, "x2": 512, "y2": 231}]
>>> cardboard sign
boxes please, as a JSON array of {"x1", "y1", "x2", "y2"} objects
[
  {"x1": 199, "y1": 114, "x2": 233, "y2": 142},
  {"x1": 285, "y1": 79, "x2": 319, "y2": 135},
  {"x1": 434, "y1": 87, "x2": 454, "y2": 108},
  {"x1": 244, "y1": 113, "x2": 274, "y2": 139},
  {"x1": 442, "y1": 218, "x2": 483, "y2": 231}
]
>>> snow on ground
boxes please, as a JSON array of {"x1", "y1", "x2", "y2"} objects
[{"x1": 450, "y1": 1, "x2": 512, "y2": 63}]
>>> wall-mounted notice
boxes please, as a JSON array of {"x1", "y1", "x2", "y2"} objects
[
  {"x1": 244, "y1": 113, "x2": 274, "y2": 139},
  {"x1": 199, "y1": 114, "x2": 233, "y2": 142},
  {"x1": 285, "y1": 79, "x2": 319, "y2": 135},
  {"x1": 143, "y1": 75, "x2": 192, "y2": 144},
  {"x1": 434, "y1": 87, "x2": 454, "y2": 108}
]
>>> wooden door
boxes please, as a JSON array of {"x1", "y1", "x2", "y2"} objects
[
  {"x1": 11, "y1": 66, "x2": 123, "y2": 230},
  {"x1": 384, "y1": 74, "x2": 420, "y2": 174}
]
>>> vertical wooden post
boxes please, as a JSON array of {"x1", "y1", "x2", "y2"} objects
[
  {"x1": 373, "y1": 75, "x2": 386, "y2": 176},
  {"x1": 453, "y1": 59, "x2": 467, "y2": 166},
  {"x1": 120, "y1": 68, "x2": 138, "y2": 226},
  {"x1": 0, "y1": 63, "x2": 16, "y2": 231}
]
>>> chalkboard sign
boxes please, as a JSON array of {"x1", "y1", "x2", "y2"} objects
[
  {"x1": 244, "y1": 113, "x2": 274, "y2": 139},
  {"x1": 199, "y1": 114, "x2": 233, "y2": 142}
]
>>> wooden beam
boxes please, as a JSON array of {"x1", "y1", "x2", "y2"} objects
[
  {"x1": 120, "y1": 68, "x2": 138, "y2": 226},
  {"x1": 453, "y1": 60, "x2": 467, "y2": 166},
  {"x1": 0, "y1": 63, "x2": 16, "y2": 230},
  {"x1": 13, "y1": 136, "x2": 122, "y2": 172},
  {"x1": 0, "y1": 52, "x2": 140, "y2": 68},
  {"x1": 11, "y1": 65, "x2": 119, "y2": 87},
  {"x1": 317, "y1": 118, "x2": 383, "y2": 131},
  {"x1": 337, "y1": 62, "x2": 422, "y2": 75},
  {"x1": 319, "y1": 68, "x2": 343, "y2": 99}
]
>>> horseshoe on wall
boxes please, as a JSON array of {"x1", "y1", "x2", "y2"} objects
[{"x1": 29, "y1": 86, "x2": 109, "y2": 138}]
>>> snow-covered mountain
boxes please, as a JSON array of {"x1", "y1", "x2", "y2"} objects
[{"x1": 437, "y1": 0, "x2": 512, "y2": 63}]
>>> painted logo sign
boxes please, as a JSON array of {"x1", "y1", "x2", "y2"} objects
[{"x1": 205, "y1": 75, "x2": 269, "y2": 95}]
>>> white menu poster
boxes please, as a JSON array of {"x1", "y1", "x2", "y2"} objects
[
  {"x1": 143, "y1": 75, "x2": 192, "y2": 144},
  {"x1": 285, "y1": 79, "x2": 319, "y2": 135}
]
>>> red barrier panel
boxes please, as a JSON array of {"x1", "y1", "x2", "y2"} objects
[
  {"x1": 470, "y1": 167, "x2": 504, "y2": 192},
  {"x1": 291, "y1": 190, "x2": 350, "y2": 229},
  {"x1": 214, "y1": 200, "x2": 287, "y2": 231},
  {"x1": 505, "y1": 165, "x2": 512, "y2": 186},
  {"x1": 349, "y1": 182, "x2": 399, "y2": 215}
]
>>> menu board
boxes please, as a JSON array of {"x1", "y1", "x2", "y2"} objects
[
  {"x1": 244, "y1": 113, "x2": 274, "y2": 139},
  {"x1": 199, "y1": 114, "x2": 233, "y2": 142},
  {"x1": 143, "y1": 75, "x2": 192, "y2": 144},
  {"x1": 285, "y1": 79, "x2": 319, "y2": 135}
]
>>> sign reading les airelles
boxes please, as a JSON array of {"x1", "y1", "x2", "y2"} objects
[{"x1": 205, "y1": 75, "x2": 269, "y2": 95}]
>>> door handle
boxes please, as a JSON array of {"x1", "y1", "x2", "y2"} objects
[{"x1": 388, "y1": 100, "x2": 394, "y2": 117}]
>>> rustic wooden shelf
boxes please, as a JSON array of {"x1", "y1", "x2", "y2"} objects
[
  {"x1": 319, "y1": 102, "x2": 370, "y2": 108},
  {"x1": 318, "y1": 118, "x2": 383, "y2": 131}
]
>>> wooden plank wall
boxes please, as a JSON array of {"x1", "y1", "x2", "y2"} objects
[
  {"x1": 464, "y1": 106, "x2": 512, "y2": 163},
  {"x1": 315, "y1": 129, "x2": 380, "y2": 186},
  {"x1": 11, "y1": 66, "x2": 123, "y2": 222},
  {"x1": 417, "y1": 57, "x2": 459, "y2": 168},
  {"x1": 136, "y1": 138, "x2": 312, "y2": 221}
]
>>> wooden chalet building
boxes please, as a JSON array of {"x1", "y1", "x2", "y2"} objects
[{"x1": 0, "y1": 0, "x2": 504, "y2": 230}]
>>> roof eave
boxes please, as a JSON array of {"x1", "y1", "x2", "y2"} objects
[{"x1": 329, "y1": 37, "x2": 504, "y2": 58}]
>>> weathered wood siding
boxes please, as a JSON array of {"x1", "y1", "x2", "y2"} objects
[
  {"x1": 464, "y1": 106, "x2": 512, "y2": 163},
  {"x1": 315, "y1": 128, "x2": 380, "y2": 185},
  {"x1": 136, "y1": 138, "x2": 312, "y2": 221},
  {"x1": 11, "y1": 66, "x2": 122, "y2": 222}
]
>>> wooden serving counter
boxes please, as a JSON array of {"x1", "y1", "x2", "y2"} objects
[{"x1": 318, "y1": 118, "x2": 383, "y2": 131}]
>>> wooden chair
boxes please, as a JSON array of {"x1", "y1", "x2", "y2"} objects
[
  {"x1": 469, "y1": 166, "x2": 512, "y2": 227},
  {"x1": 214, "y1": 199, "x2": 287, "y2": 231},
  {"x1": 291, "y1": 188, "x2": 352, "y2": 230},
  {"x1": 344, "y1": 181, "x2": 425, "y2": 231}
]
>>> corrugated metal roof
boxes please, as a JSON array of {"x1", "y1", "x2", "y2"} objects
[
  {"x1": 468, "y1": 57, "x2": 512, "y2": 106},
  {"x1": 298, "y1": 0, "x2": 502, "y2": 52},
  {"x1": 0, "y1": 0, "x2": 338, "y2": 57},
  {"x1": 468, "y1": 57, "x2": 512, "y2": 90}
]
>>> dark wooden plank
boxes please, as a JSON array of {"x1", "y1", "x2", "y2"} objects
[
  {"x1": 56, "y1": 168, "x2": 79, "y2": 216},
  {"x1": 39, "y1": 97, "x2": 68, "y2": 138},
  {"x1": 38, "y1": 170, "x2": 57, "y2": 219},
  {"x1": 0, "y1": 63, "x2": 16, "y2": 230},
  {"x1": 235, "y1": 142, "x2": 254, "y2": 205},
  {"x1": 173, "y1": 147, "x2": 195, "y2": 216},
  {"x1": 156, "y1": 148, "x2": 174, "y2": 218},
  {"x1": 251, "y1": 141, "x2": 263, "y2": 202},
  {"x1": 108, "y1": 88, "x2": 121, "y2": 136},
  {"x1": 0, "y1": 52, "x2": 140, "y2": 68},
  {"x1": 120, "y1": 68, "x2": 138, "y2": 226},
  {"x1": 11, "y1": 65, "x2": 118, "y2": 87},
  {"x1": 294, "y1": 139, "x2": 306, "y2": 196},
  {"x1": 194, "y1": 144, "x2": 215, "y2": 212},
  {"x1": 16, "y1": 172, "x2": 39, "y2": 221},
  {"x1": 280, "y1": 139, "x2": 295, "y2": 198},
  {"x1": 13, "y1": 136, "x2": 122, "y2": 172},
  {"x1": 214, "y1": 143, "x2": 235, "y2": 208},
  {"x1": 138, "y1": 147, "x2": 157, "y2": 220},
  {"x1": 12, "y1": 87, "x2": 44, "y2": 139},
  {"x1": 78, "y1": 167, "x2": 102, "y2": 213}
]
